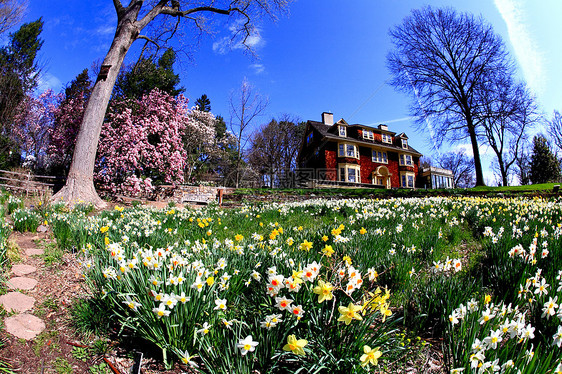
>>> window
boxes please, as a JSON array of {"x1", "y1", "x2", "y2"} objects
[
  {"x1": 371, "y1": 150, "x2": 388, "y2": 163},
  {"x1": 382, "y1": 134, "x2": 392, "y2": 144},
  {"x1": 306, "y1": 132, "x2": 313, "y2": 144},
  {"x1": 339, "y1": 164, "x2": 361, "y2": 183},
  {"x1": 399, "y1": 153, "x2": 413, "y2": 166},
  {"x1": 400, "y1": 172, "x2": 415, "y2": 188},
  {"x1": 402, "y1": 139, "x2": 408, "y2": 149},
  {"x1": 338, "y1": 143, "x2": 358, "y2": 159},
  {"x1": 339, "y1": 125, "x2": 347, "y2": 137},
  {"x1": 363, "y1": 130, "x2": 374, "y2": 140}
]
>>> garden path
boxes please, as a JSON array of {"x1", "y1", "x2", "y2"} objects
[{"x1": 1, "y1": 234, "x2": 45, "y2": 340}]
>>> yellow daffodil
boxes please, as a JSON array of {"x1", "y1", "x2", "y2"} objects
[
  {"x1": 235, "y1": 234, "x2": 244, "y2": 242},
  {"x1": 359, "y1": 227, "x2": 367, "y2": 235},
  {"x1": 322, "y1": 245, "x2": 334, "y2": 257},
  {"x1": 313, "y1": 279, "x2": 334, "y2": 303},
  {"x1": 300, "y1": 240, "x2": 313, "y2": 251},
  {"x1": 360, "y1": 346, "x2": 382, "y2": 367},
  {"x1": 338, "y1": 302, "x2": 363, "y2": 325},
  {"x1": 322, "y1": 235, "x2": 329, "y2": 242},
  {"x1": 283, "y1": 335, "x2": 307, "y2": 356}
]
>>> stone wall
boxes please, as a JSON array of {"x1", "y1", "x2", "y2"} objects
[{"x1": 173, "y1": 185, "x2": 235, "y2": 205}]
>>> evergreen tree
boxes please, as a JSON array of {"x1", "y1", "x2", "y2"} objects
[
  {"x1": 195, "y1": 94, "x2": 211, "y2": 112},
  {"x1": 529, "y1": 135, "x2": 561, "y2": 184},
  {"x1": 0, "y1": 18, "x2": 44, "y2": 128},
  {"x1": 113, "y1": 48, "x2": 184, "y2": 99}
]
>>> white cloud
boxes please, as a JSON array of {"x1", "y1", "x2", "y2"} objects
[
  {"x1": 494, "y1": 0, "x2": 545, "y2": 95},
  {"x1": 451, "y1": 143, "x2": 493, "y2": 157},
  {"x1": 96, "y1": 24, "x2": 114, "y2": 36},
  {"x1": 36, "y1": 73, "x2": 62, "y2": 93},
  {"x1": 249, "y1": 63, "x2": 265, "y2": 74},
  {"x1": 212, "y1": 24, "x2": 265, "y2": 55}
]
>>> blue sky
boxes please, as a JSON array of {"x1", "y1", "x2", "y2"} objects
[{"x1": 14, "y1": 0, "x2": 562, "y2": 184}]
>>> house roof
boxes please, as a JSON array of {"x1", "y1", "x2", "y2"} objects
[{"x1": 307, "y1": 120, "x2": 423, "y2": 156}]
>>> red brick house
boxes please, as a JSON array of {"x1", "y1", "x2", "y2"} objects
[{"x1": 296, "y1": 112, "x2": 422, "y2": 188}]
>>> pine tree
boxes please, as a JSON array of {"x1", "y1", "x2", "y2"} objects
[
  {"x1": 0, "y1": 18, "x2": 44, "y2": 128},
  {"x1": 113, "y1": 48, "x2": 184, "y2": 99},
  {"x1": 529, "y1": 135, "x2": 561, "y2": 184},
  {"x1": 195, "y1": 94, "x2": 211, "y2": 112}
]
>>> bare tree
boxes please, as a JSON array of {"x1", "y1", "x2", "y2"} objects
[
  {"x1": 477, "y1": 79, "x2": 539, "y2": 186},
  {"x1": 248, "y1": 114, "x2": 303, "y2": 187},
  {"x1": 387, "y1": 6, "x2": 515, "y2": 186},
  {"x1": 437, "y1": 151, "x2": 474, "y2": 188},
  {"x1": 549, "y1": 110, "x2": 562, "y2": 156},
  {"x1": 229, "y1": 78, "x2": 268, "y2": 188},
  {"x1": 53, "y1": 0, "x2": 289, "y2": 207},
  {"x1": 0, "y1": 0, "x2": 27, "y2": 35}
]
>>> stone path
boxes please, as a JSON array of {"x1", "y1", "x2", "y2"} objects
[{"x1": 1, "y1": 236, "x2": 45, "y2": 340}]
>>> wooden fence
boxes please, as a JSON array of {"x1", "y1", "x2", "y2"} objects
[{"x1": 0, "y1": 169, "x2": 64, "y2": 197}]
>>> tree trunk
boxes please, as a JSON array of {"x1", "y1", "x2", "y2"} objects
[
  {"x1": 467, "y1": 124, "x2": 485, "y2": 186},
  {"x1": 52, "y1": 16, "x2": 139, "y2": 208}
]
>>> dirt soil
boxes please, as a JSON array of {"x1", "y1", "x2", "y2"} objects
[{"x1": 0, "y1": 231, "x2": 190, "y2": 374}]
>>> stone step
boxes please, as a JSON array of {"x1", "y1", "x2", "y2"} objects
[
  {"x1": 7, "y1": 277, "x2": 38, "y2": 291},
  {"x1": 24, "y1": 247, "x2": 43, "y2": 256},
  {"x1": 11, "y1": 264, "x2": 37, "y2": 276},
  {"x1": 0, "y1": 291, "x2": 36, "y2": 313},
  {"x1": 4, "y1": 313, "x2": 45, "y2": 340}
]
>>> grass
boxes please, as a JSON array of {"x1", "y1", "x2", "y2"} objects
[
  {"x1": 42, "y1": 241, "x2": 65, "y2": 268},
  {"x1": 52, "y1": 357, "x2": 73, "y2": 374},
  {"x1": 471, "y1": 182, "x2": 559, "y2": 192},
  {"x1": 230, "y1": 183, "x2": 560, "y2": 200}
]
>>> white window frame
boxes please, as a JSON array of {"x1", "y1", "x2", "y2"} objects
[
  {"x1": 399, "y1": 153, "x2": 413, "y2": 166},
  {"x1": 382, "y1": 134, "x2": 392, "y2": 144},
  {"x1": 339, "y1": 125, "x2": 347, "y2": 137},
  {"x1": 338, "y1": 143, "x2": 359, "y2": 159},
  {"x1": 402, "y1": 139, "x2": 408, "y2": 149},
  {"x1": 363, "y1": 129, "x2": 374, "y2": 140},
  {"x1": 338, "y1": 164, "x2": 361, "y2": 183},
  {"x1": 400, "y1": 172, "x2": 415, "y2": 188},
  {"x1": 371, "y1": 149, "x2": 388, "y2": 164}
]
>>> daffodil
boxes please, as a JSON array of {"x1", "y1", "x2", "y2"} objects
[
  {"x1": 313, "y1": 279, "x2": 334, "y2": 303},
  {"x1": 237, "y1": 335, "x2": 259, "y2": 355},
  {"x1": 283, "y1": 335, "x2": 307, "y2": 356},
  {"x1": 300, "y1": 240, "x2": 313, "y2": 251},
  {"x1": 338, "y1": 302, "x2": 363, "y2": 325},
  {"x1": 360, "y1": 345, "x2": 382, "y2": 367},
  {"x1": 322, "y1": 244, "x2": 334, "y2": 257}
]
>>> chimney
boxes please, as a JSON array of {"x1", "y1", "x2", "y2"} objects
[
  {"x1": 378, "y1": 124, "x2": 388, "y2": 131},
  {"x1": 322, "y1": 112, "x2": 334, "y2": 125}
]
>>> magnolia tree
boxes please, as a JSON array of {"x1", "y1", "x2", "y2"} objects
[
  {"x1": 12, "y1": 89, "x2": 59, "y2": 170},
  {"x1": 95, "y1": 89, "x2": 187, "y2": 197},
  {"x1": 184, "y1": 108, "x2": 217, "y2": 182}
]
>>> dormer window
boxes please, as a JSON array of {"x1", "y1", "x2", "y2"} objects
[
  {"x1": 402, "y1": 139, "x2": 408, "y2": 149},
  {"x1": 363, "y1": 130, "x2": 374, "y2": 140},
  {"x1": 382, "y1": 134, "x2": 392, "y2": 144},
  {"x1": 339, "y1": 125, "x2": 347, "y2": 137}
]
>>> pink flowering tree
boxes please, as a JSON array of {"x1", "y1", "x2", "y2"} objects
[
  {"x1": 48, "y1": 70, "x2": 92, "y2": 175},
  {"x1": 95, "y1": 89, "x2": 187, "y2": 197},
  {"x1": 12, "y1": 90, "x2": 60, "y2": 171}
]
